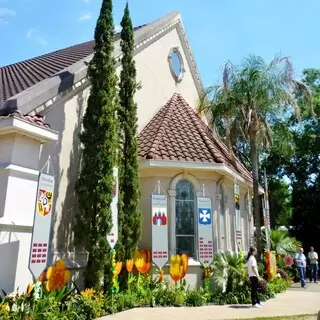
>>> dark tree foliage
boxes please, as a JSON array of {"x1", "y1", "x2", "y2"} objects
[
  {"x1": 267, "y1": 68, "x2": 320, "y2": 251},
  {"x1": 74, "y1": 0, "x2": 119, "y2": 290},
  {"x1": 268, "y1": 178, "x2": 292, "y2": 228},
  {"x1": 117, "y1": 2, "x2": 142, "y2": 261}
]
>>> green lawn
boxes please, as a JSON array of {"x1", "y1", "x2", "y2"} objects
[{"x1": 234, "y1": 315, "x2": 317, "y2": 320}]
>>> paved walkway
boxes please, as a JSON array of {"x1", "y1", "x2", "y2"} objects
[{"x1": 102, "y1": 283, "x2": 320, "y2": 320}]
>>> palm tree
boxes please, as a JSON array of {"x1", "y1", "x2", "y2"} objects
[
  {"x1": 263, "y1": 229, "x2": 301, "y2": 256},
  {"x1": 199, "y1": 55, "x2": 313, "y2": 258},
  {"x1": 211, "y1": 252, "x2": 247, "y2": 293}
]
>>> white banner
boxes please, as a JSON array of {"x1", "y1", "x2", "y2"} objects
[
  {"x1": 151, "y1": 194, "x2": 168, "y2": 268},
  {"x1": 197, "y1": 197, "x2": 213, "y2": 265},
  {"x1": 107, "y1": 168, "x2": 118, "y2": 249},
  {"x1": 234, "y1": 183, "x2": 242, "y2": 247},
  {"x1": 29, "y1": 173, "x2": 55, "y2": 279}
]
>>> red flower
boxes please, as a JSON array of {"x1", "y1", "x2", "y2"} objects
[{"x1": 284, "y1": 255, "x2": 293, "y2": 267}]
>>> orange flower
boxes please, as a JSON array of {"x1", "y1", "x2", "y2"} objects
[
  {"x1": 265, "y1": 250, "x2": 272, "y2": 280},
  {"x1": 38, "y1": 271, "x2": 47, "y2": 282},
  {"x1": 134, "y1": 249, "x2": 151, "y2": 274},
  {"x1": 115, "y1": 261, "x2": 122, "y2": 275},
  {"x1": 169, "y1": 254, "x2": 188, "y2": 282},
  {"x1": 204, "y1": 266, "x2": 211, "y2": 280},
  {"x1": 46, "y1": 259, "x2": 71, "y2": 292},
  {"x1": 158, "y1": 268, "x2": 164, "y2": 283},
  {"x1": 126, "y1": 259, "x2": 134, "y2": 272}
]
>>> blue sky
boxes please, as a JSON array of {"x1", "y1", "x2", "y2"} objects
[{"x1": 1, "y1": 0, "x2": 320, "y2": 86}]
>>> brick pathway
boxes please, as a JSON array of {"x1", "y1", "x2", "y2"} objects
[{"x1": 101, "y1": 283, "x2": 320, "y2": 320}]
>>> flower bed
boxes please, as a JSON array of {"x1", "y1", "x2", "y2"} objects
[{"x1": 0, "y1": 250, "x2": 294, "y2": 319}]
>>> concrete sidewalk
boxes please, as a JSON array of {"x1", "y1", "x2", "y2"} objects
[{"x1": 102, "y1": 283, "x2": 320, "y2": 320}]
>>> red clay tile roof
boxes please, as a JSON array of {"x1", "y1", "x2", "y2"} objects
[
  {"x1": 0, "y1": 25, "x2": 146, "y2": 106},
  {"x1": 138, "y1": 93, "x2": 252, "y2": 181},
  {"x1": 0, "y1": 111, "x2": 50, "y2": 128}
]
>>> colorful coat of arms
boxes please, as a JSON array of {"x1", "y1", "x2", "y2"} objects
[{"x1": 37, "y1": 189, "x2": 53, "y2": 216}]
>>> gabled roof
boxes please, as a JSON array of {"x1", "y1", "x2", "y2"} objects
[
  {"x1": 0, "y1": 11, "x2": 203, "y2": 116},
  {"x1": 0, "y1": 25, "x2": 145, "y2": 106},
  {"x1": 138, "y1": 93, "x2": 252, "y2": 182}
]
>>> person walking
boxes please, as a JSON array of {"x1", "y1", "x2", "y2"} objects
[
  {"x1": 247, "y1": 246, "x2": 263, "y2": 308},
  {"x1": 308, "y1": 246, "x2": 318, "y2": 283},
  {"x1": 295, "y1": 247, "x2": 307, "y2": 288}
]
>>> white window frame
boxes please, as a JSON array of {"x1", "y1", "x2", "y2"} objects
[{"x1": 168, "y1": 173, "x2": 201, "y2": 265}]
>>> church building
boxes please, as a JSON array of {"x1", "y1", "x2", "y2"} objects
[{"x1": 0, "y1": 12, "x2": 256, "y2": 291}]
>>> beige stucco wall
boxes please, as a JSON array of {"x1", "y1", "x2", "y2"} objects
[
  {"x1": 139, "y1": 167, "x2": 251, "y2": 288},
  {"x1": 133, "y1": 27, "x2": 200, "y2": 132},
  {"x1": 0, "y1": 125, "x2": 57, "y2": 293},
  {"x1": 139, "y1": 168, "x2": 250, "y2": 255},
  {"x1": 39, "y1": 26, "x2": 200, "y2": 255}
]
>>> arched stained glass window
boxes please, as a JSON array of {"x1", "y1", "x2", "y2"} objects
[{"x1": 175, "y1": 179, "x2": 195, "y2": 257}]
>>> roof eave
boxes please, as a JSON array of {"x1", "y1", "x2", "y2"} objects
[
  {"x1": 0, "y1": 116, "x2": 59, "y2": 143},
  {"x1": 139, "y1": 159, "x2": 264, "y2": 194}
]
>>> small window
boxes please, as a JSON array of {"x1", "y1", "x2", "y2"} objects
[
  {"x1": 168, "y1": 47, "x2": 184, "y2": 82},
  {"x1": 175, "y1": 179, "x2": 195, "y2": 257}
]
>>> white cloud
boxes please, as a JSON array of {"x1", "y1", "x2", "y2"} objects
[
  {"x1": 114, "y1": 24, "x2": 122, "y2": 33},
  {"x1": 0, "y1": 18, "x2": 8, "y2": 24},
  {"x1": 0, "y1": 8, "x2": 16, "y2": 16},
  {"x1": 0, "y1": 7, "x2": 16, "y2": 25},
  {"x1": 26, "y1": 27, "x2": 48, "y2": 46},
  {"x1": 26, "y1": 27, "x2": 34, "y2": 38},
  {"x1": 79, "y1": 12, "x2": 92, "y2": 21}
]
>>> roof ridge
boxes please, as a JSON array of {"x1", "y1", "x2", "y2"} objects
[
  {"x1": 0, "y1": 40, "x2": 94, "y2": 69},
  {"x1": 175, "y1": 94, "x2": 226, "y2": 163},
  {"x1": 206, "y1": 126, "x2": 252, "y2": 177},
  {"x1": 143, "y1": 94, "x2": 177, "y2": 158},
  {"x1": 178, "y1": 98, "x2": 252, "y2": 178},
  {"x1": 138, "y1": 93, "x2": 252, "y2": 181},
  {"x1": 170, "y1": 94, "x2": 252, "y2": 179}
]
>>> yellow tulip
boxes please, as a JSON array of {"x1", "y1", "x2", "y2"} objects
[
  {"x1": 134, "y1": 249, "x2": 151, "y2": 274},
  {"x1": 46, "y1": 259, "x2": 71, "y2": 292},
  {"x1": 26, "y1": 283, "x2": 33, "y2": 296},
  {"x1": 169, "y1": 254, "x2": 188, "y2": 282}
]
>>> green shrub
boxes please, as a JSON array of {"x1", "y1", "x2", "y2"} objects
[
  {"x1": 152, "y1": 286, "x2": 176, "y2": 306},
  {"x1": 268, "y1": 278, "x2": 289, "y2": 294},
  {"x1": 172, "y1": 290, "x2": 186, "y2": 306},
  {"x1": 185, "y1": 289, "x2": 207, "y2": 306}
]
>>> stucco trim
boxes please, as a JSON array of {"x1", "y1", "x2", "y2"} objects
[
  {"x1": 1, "y1": 12, "x2": 203, "y2": 117},
  {"x1": 0, "y1": 223, "x2": 33, "y2": 233},
  {"x1": 169, "y1": 172, "x2": 201, "y2": 192},
  {"x1": 140, "y1": 159, "x2": 263, "y2": 194},
  {"x1": 0, "y1": 163, "x2": 39, "y2": 177},
  {"x1": 0, "y1": 116, "x2": 59, "y2": 143}
]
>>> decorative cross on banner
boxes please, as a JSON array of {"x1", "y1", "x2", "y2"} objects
[{"x1": 197, "y1": 184, "x2": 214, "y2": 266}]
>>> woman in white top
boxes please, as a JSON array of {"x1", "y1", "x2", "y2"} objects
[{"x1": 246, "y1": 246, "x2": 263, "y2": 308}]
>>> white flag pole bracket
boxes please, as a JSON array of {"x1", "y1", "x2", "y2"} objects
[{"x1": 152, "y1": 180, "x2": 168, "y2": 196}]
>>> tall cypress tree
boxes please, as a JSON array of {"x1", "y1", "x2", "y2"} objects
[
  {"x1": 118, "y1": 2, "x2": 142, "y2": 261},
  {"x1": 74, "y1": 0, "x2": 118, "y2": 290}
]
